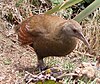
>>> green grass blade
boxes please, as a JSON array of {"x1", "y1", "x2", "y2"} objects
[
  {"x1": 45, "y1": 0, "x2": 83, "y2": 14},
  {"x1": 74, "y1": 0, "x2": 100, "y2": 23}
]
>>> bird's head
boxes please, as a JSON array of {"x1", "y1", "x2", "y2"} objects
[{"x1": 61, "y1": 19, "x2": 91, "y2": 50}]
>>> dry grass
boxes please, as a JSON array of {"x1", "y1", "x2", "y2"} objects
[{"x1": 0, "y1": 0, "x2": 100, "y2": 83}]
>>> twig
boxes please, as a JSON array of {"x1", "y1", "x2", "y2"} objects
[{"x1": 73, "y1": 50, "x2": 94, "y2": 57}]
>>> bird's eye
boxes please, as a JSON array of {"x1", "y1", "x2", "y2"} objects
[{"x1": 73, "y1": 29, "x2": 77, "y2": 33}]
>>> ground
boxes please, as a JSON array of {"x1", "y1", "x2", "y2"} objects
[
  {"x1": 0, "y1": 18, "x2": 38, "y2": 83},
  {"x1": 0, "y1": 0, "x2": 99, "y2": 84}
]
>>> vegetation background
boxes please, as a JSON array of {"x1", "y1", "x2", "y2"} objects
[{"x1": 0, "y1": 0, "x2": 99, "y2": 83}]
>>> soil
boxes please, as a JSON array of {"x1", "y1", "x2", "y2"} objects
[{"x1": 0, "y1": 18, "x2": 37, "y2": 83}]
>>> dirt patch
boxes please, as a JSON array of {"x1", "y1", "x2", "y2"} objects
[{"x1": 0, "y1": 21, "x2": 37, "y2": 83}]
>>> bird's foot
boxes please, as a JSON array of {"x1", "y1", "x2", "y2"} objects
[
  {"x1": 35, "y1": 64, "x2": 48, "y2": 72},
  {"x1": 36, "y1": 59, "x2": 49, "y2": 71},
  {"x1": 37, "y1": 66, "x2": 48, "y2": 71}
]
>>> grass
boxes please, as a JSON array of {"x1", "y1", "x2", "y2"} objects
[
  {"x1": 3, "y1": 58, "x2": 12, "y2": 65},
  {"x1": 0, "y1": 0, "x2": 99, "y2": 83}
]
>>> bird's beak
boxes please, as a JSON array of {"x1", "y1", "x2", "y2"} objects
[{"x1": 77, "y1": 32, "x2": 91, "y2": 50}]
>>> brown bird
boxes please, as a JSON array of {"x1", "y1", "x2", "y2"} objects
[{"x1": 18, "y1": 14, "x2": 90, "y2": 70}]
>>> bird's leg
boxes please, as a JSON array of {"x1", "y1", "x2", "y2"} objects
[{"x1": 37, "y1": 57, "x2": 48, "y2": 71}]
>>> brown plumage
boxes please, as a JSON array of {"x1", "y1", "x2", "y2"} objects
[{"x1": 18, "y1": 14, "x2": 90, "y2": 70}]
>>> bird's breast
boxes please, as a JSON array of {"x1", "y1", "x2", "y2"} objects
[{"x1": 33, "y1": 37, "x2": 77, "y2": 57}]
